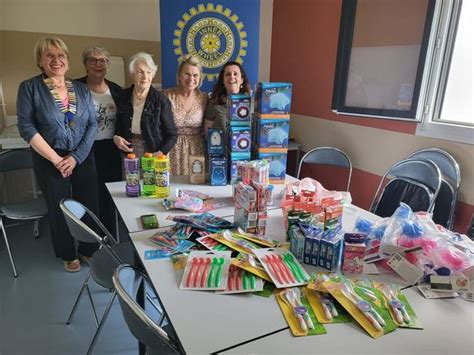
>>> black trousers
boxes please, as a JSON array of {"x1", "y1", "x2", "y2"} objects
[
  {"x1": 93, "y1": 139, "x2": 122, "y2": 233},
  {"x1": 33, "y1": 149, "x2": 99, "y2": 261}
]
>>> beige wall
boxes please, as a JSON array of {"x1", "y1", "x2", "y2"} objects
[
  {"x1": 291, "y1": 114, "x2": 474, "y2": 205},
  {"x1": 0, "y1": 0, "x2": 273, "y2": 117}
]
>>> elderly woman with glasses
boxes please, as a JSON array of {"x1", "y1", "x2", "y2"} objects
[
  {"x1": 163, "y1": 55, "x2": 208, "y2": 175},
  {"x1": 114, "y1": 52, "x2": 177, "y2": 158},
  {"x1": 17, "y1": 37, "x2": 99, "y2": 273},
  {"x1": 76, "y1": 45, "x2": 122, "y2": 233}
]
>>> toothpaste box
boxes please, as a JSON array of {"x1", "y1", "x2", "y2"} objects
[
  {"x1": 255, "y1": 119, "x2": 290, "y2": 149},
  {"x1": 255, "y1": 82, "x2": 292, "y2": 117},
  {"x1": 227, "y1": 94, "x2": 251, "y2": 125},
  {"x1": 207, "y1": 128, "x2": 225, "y2": 156},
  {"x1": 210, "y1": 156, "x2": 227, "y2": 186}
]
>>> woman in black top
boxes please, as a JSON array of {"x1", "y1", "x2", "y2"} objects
[{"x1": 113, "y1": 52, "x2": 177, "y2": 157}]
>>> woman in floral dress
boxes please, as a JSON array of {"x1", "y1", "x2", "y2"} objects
[{"x1": 164, "y1": 56, "x2": 208, "y2": 175}]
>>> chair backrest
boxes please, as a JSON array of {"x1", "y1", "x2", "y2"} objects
[
  {"x1": 370, "y1": 158, "x2": 442, "y2": 217},
  {"x1": 60, "y1": 198, "x2": 125, "y2": 288},
  {"x1": 0, "y1": 149, "x2": 34, "y2": 173},
  {"x1": 407, "y1": 148, "x2": 460, "y2": 189},
  {"x1": 297, "y1": 146, "x2": 353, "y2": 191},
  {"x1": 113, "y1": 265, "x2": 180, "y2": 355},
  {"x1": 407, "y1": 148, "x2": 461, "y2": 229}
]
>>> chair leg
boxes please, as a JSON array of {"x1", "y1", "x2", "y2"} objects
[
  {"x1": 33, "y1": 219, "x2": 40, "y2": 239},
  {"x1": 86, "y1": 291, "x2": 117, "y2": 355},
  {"x1": 67, "y1": 271, "x2": 99, "y2": 327},
  {"x1": 0, "y1": 217, "x2": 18, "y2": 278}
]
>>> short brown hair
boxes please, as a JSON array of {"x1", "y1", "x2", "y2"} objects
[{"x1": 34, "y1": 37, "x2": 69, "y2": 69}]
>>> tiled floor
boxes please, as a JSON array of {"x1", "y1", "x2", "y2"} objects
[{"x1": 0, "y1": 220, "x2": 138, "y2": 355}]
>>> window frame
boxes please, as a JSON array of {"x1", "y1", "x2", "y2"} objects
[
  {"x1": 332, "y1": 0, "x2": 436, "y2": 121},
  {"x1": 416, "y1": 0, "x2": 474, "y2": 144}
]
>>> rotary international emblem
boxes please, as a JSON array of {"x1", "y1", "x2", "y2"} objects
[{"x1": 173, "y1": 3, "x2": 248, "y2": 83}]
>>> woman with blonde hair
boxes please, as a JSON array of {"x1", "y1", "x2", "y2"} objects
[
  {"x1": 17, "y1": 37, "x2": 99, "y2": 272},
  {"x1": 163, "y1": 55, "x2": 208, "y2": 175}
]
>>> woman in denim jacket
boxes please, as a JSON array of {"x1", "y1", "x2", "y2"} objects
[{"x1": 17, "y1": 37, "x2": 99, "y2": 272}]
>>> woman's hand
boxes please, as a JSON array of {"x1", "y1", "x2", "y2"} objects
[
  {"x1": 55, "y1": 155, "x2": 77, "y2": 178},
  {"x1": 113, "y1": 135, "x2": 133, "y2": 153}
]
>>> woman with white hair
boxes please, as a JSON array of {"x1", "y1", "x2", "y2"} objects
[
  {"x1": 163, "y1": 55, "x2": 208, "y2": 175},
  {"x1": 114, "y1": 52, "x2": 177, "y2": 157}
]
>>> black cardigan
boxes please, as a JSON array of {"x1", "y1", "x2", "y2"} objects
[
  {"x1": 75, "y1": 76, "x2": 123, "y2": 105},
  {"x1": 115, "y1": 85, "x2": 177, "y2": 154}
]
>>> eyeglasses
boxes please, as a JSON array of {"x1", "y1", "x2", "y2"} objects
[{"x1": 87, "y1": 58, "x2": 109, "y2": 65}]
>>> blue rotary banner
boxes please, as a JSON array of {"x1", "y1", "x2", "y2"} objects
[{"x1": 160, "y1": 0, "x2": 260, "y2": 92}]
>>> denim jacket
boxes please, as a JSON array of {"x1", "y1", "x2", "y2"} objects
[
  {"x1": 16, "y1": 74, "x2": 97, "y2": 164},
  {"x1": 115, "y1": 85, "x2": 177, "y2": 154}
]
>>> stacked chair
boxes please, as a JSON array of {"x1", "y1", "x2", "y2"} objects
[
  {"x1": 297, "y1": 146, "x2": 353, "y2": 191},
  {"x1": 370, "y1": 158, "x2": 442, "y2": 218},
  {"x1": 406, "y1": 148, "x2": 461, "y2": 229}
]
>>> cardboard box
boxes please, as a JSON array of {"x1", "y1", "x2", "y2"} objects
[
  {"x1": 227, "y1": 94, "x2": 251, "y2": 124},
  {"x1": 210, "y1": 156, "x2": 227, "y2": 186},
  {"x1": 229, "y1": 126, "x2": 252, "y2": 152},
  {"x1": 207, "y1": 128, "x2": 225, "y2": 156},
  {"x1": 255, "y1": 119, "x2": 290, "y2": 149},
  {"x1": 255, "y1": 82, "x2": 292, "y2": 117},
  {"x1": 189, "y1": 155, "x2": 206, "y2": 184},
  {"x1": 256, "y1": 150, "x2": 288, "y2": 184}
]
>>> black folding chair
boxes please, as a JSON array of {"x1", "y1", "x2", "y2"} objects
[
  {"x1": 0, "y1": 149, "x2": 47, "y2": 277},
  {"x1": 297, "y1": 146, "x2": 352, "y2": 191},
  {"x1": 407, "y1": 148, "x2": 461, "y2": 229},
  {"x1": 60, "y1": 198, "x2": 135, "y2": 355},
  {"x1": 370, "y1": 158, "x2": 442, "y2": 218},
  {"x1": 113, "y1": 264, "x2": 181, "y2": 355}
]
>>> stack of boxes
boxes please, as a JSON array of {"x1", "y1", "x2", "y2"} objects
[
  {"x1": 253, "y1": 82, "x2": 292, "y2": 184},
  {"x1": 283, "y1": 188, "x2": 345, "y2": 271},
  {"x1": 207, "y1": 128, "x2": 226, "y2": 186},
  {"x1": 233, "y1": 160, "x2": 271, "y2": 236},
  {"x1": 227, "y1": 94, "x2": 252, "y2": 183}
]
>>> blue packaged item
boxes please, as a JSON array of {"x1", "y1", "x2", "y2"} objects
[
  {"x1": 230, "y1": 151, "x2": 252, "y2": 160},
  {"x1": 207, "y1": 128, "x2": 225, "y2": 156},
  {"x1": 257, "y1": 151, "x2": 287, "y2": 183},
  {"x1": 256, "y1": 119, "x2": 290, "y2": 148},
  {"x1": 210, "y1": 156, "x2": 227, "y2": 186},
  {"x1": 255, "y1": 82, "x2": 292, "y2": 117},
  {"x1": 229, "y1": 126, "x2": 251, "y2": 152},
  {"x1": 227, "y1": 94, "x2": 251, "y2": 124}
]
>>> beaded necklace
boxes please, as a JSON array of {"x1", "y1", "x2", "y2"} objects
[{"x1": 44, "y1": 76, "x2": 77, "y2": 128}]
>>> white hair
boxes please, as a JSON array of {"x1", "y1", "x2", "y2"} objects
[{"x1": 128, "y1": 52, "x2": 157, "y2": 76}]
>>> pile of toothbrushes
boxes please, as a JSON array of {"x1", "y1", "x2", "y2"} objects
[{"x1": 179, "y1": 251, "x2": 232, "y2": 290}]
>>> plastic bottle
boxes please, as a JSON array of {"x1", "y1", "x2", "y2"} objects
[
  {"x1": 124, "y1": 153, "x2": 140, "y2": 197},
  {"x1": 141, "y1": 152, "x2": 156, "y2": 197},
  {"x1": 154, "y1": 152, "x2": 170, "y2": 198}
]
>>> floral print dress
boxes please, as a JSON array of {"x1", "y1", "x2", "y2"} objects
[{"x1": 164, "y1": 88, "x2": 208, "y2": 175}]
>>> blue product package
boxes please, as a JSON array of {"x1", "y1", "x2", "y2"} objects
[
  {"x1": 227, "y1": 94, "x2": 251, "y2": 123},
  {"x1": 229, "y1": 126, "x2": 252, "y2": 152},
  {"x1": 207, "y1": 128, "x2": 225, "y2": 156},
  {"x1": 229, "y1": 158, "x2": 249, "y2": 182},
  {"x1": 257, "y1": 151, "x2": 288, "y2": 182},
  {"x1": 255, "y1": 82, "x2": 292, "y2": 116},
  {"x1": 256, "y1": 119, "x2": 290, "y2": 148},
  {"x1": 210, "y1": 156, "x2": 227, "y2": 186}
]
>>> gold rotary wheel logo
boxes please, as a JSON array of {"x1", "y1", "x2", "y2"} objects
[{"x1": 173, "y1": 3, "x2": 248, "y2": 82}]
